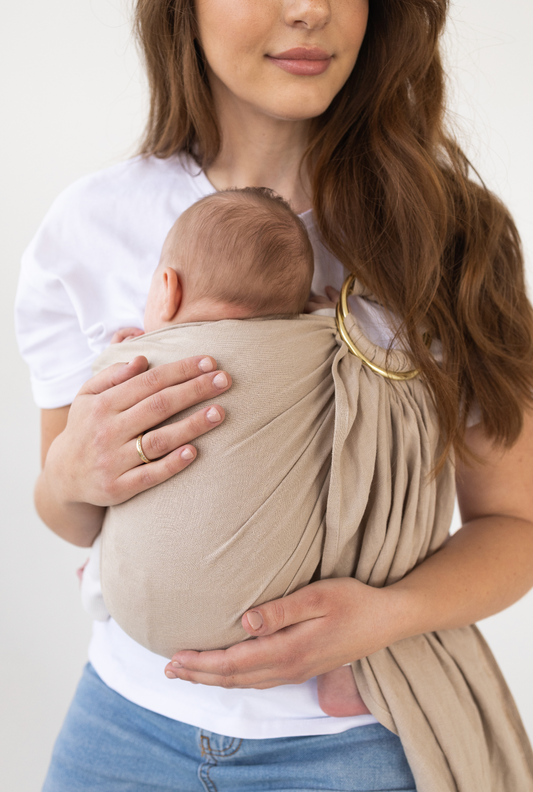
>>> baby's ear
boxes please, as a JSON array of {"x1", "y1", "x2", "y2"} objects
[{"x1": 162, "y1": 267, "x2": 183, "y2": 321}]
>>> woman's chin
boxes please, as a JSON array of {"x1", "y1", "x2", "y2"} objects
[{"x1": 258, "y1": 94, "x2": 336, "y2": 123}]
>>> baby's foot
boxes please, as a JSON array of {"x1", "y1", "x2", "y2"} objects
[{"x1": 317, "y1": 665, "x2": 371, "y2": 717}]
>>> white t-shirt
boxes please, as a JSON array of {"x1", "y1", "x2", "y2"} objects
[{"x1": 16, "y1": 152, "x2": 418, "y2": 738}]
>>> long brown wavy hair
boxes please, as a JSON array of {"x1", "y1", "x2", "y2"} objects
[{"x1": 134, "y1": 0, "x2": 533, "y2": 464}]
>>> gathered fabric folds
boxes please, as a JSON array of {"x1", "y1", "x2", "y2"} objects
[
  {"x1": 325, "y1": 313, "x2": 533, "y2": 791},
  {"x1": 93, "y1": 308, "x2": 533, "y2": 792}
]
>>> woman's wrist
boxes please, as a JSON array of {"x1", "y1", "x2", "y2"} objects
[
  {"x1": 42, "y1": 423, "x2": 90, "y2": 506},
  {"x1": 367, "y1": 583, "x2": 419, "y2": 652},
  {"x1": 380, "y1": 515, "x2": 533, "y2": 642},
  {"x1": 36, "y1": 436, "x2": 105, "y2": 547},
  {"x1": 35, "y1": 469, "x2": 104, "y2": 547}
]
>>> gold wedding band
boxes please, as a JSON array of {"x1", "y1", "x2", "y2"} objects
[{"x1": 136, "y1": 433, "x2": 151, "y2": 464}]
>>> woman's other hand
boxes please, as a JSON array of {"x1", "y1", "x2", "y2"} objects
[
  {"x1": 305, "y1": 286, "x2": 339, "y2": 313},
  {"x1": 164, "y1": 578, "x2": 403, "y2": 688},
  {"x1": 36, "y1": 355, "x2": 232, "y2": 547},
  {"x1": 110, "y1": 327, "x2": 145, "y2": 344}
]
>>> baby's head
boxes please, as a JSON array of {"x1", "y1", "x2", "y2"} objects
[{"x1": 144, "y1": 187, "x2": 314, "y2": 331}]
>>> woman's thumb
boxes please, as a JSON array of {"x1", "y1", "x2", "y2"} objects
[{"x1": 242, "y1": 585, "x2": 326, "y2": 636}]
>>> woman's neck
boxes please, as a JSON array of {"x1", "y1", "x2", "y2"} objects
[{"x1": 205, "y1": 85, "x2": 313, "y2": 214}]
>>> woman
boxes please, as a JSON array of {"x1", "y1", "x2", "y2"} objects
[{"x1": 15, "y1": 0, "x2": 533, "y2": 789}]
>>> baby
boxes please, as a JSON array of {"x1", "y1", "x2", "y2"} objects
[{"x1": 83, "y1": 186, "x2": 369, "y2": 718}]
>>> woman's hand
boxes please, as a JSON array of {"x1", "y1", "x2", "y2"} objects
[
  {"x1": 164, "y1": 578, "x2": 403, "y2": 688},
  {"x1": 36, "y1": 354, "x2": 232, "y2": 546}
]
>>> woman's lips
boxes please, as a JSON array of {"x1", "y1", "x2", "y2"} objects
[{"x1": 267, "y1": 47, "x2": 332, "y2": 76}]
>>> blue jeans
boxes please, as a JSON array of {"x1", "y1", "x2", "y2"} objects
[{"x1": 42, "y1": 663, "x2": 416, "y2": 792}]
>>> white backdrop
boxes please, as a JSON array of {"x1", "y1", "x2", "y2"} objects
[{"x1": 2, "y1": 1, "x2": 532, "y2": 789}]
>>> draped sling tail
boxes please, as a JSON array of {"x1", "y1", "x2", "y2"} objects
[{"x1": 323, "y1": 299, "x2": 533, "y2": 792}]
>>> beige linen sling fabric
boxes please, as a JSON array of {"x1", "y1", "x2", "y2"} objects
[
  {"x1": 93, "y1": 308, "x2": 533, "y2": 792},
  {"x1": 95, "y1": 315, "x2": 338, "y2": 655}
]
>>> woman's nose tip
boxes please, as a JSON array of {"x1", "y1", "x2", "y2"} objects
[{"x1": 285, "y1": 0, "x2": 331, "y2": 30}]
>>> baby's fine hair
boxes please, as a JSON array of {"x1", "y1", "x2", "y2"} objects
[{"x1": 162, "y1": 187, "x2": 314, "y2": 316}]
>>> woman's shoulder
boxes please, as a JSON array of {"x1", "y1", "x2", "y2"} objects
[
  {"x1": 16, "y1": 154, "x2": 209, "y2": 408},
  {"x1": 47, "y1": 153, "x2": 209, "y2": 224},
  {"x1": 23, "y1": 153, "x2": 213, "y2": 281}
]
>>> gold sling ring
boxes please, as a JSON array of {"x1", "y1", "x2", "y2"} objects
[{"x1": 335, "y1": 274, "x2": 422, "y2": 382}]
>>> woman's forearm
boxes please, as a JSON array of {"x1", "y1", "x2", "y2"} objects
[
  {"x1": 37, "y1": 406, "x2": 105, "y2": 547},
  {"x1": 35, "y1": 466, "x2": 105, "y2": 548},
  {"x1": 388, "y1": 515, "x2": 533, "y2": 642}
]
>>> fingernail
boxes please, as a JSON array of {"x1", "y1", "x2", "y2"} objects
[
  {"x1": 199, "y1": 357, "x2": 214, "y2": 372},
  {"x1": 165, "y1": 671, "x2": 177, "y2": 679},
  {"x1": 213, "y1": 373, "x2": 228, "y2": 389},
  {"x1": 247, "y1": 611, "x2": 263, "y2": 630},
  {"x1": 172, "y1": 661, "x2": 182, "y2": 668},
  {"x1": 206, "y1": 407, "x2": 221, "y2": 423},
  {"x1": 181, "y1": 448, "x2": 194, "y2": 460}
]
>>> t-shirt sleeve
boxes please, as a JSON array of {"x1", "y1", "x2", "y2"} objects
[{"x1": 15, "y1": 185, "x2": 98, "y2": 409}]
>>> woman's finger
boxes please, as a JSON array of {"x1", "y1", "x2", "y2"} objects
[
  {"x1": 133, "y1": 404, "x2": 226, "y2": 463},
  {"x1": 165, "y1": 640, "x2": 281, "y2": 685},
  {"x1": 110, "y1": 327, "x2": 145, "y2": 345},
  {"x1": 305, "y1": 294, "x2": 330, "y2": 308},
  {"x1": 124, "y1": 370, "x2": 232, "y2": 434},
  {"x1": 164, "y1": 664, "x2": 289, "y2": 689},
  {"x1": 78, "y1": 356, "x2": 149, "y2": 398},
  {"x1": 111, "y1": 443, "x2": 200, "y2": 502},
  {"x1": 304, "y1": 300, "x2": 327, "y2": 313},
  {"x1": 305, "y1": 291, "x2": 337, "y2": 313},
  {"x1": 309, "y1": 294, "x2": 332, "y2": 305},
  {"x1": 241, "y1": 585, "x2": 329, "y2": 637},
  {"x1": 168, "y1": 643, "x2": 262, "y2": 679},
  {"x1": 102, "y1": 356, "x2": 221, "y2": 413},
  {"x1": 325, "y1": 286, "x2": 340, "y2": 302}
]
